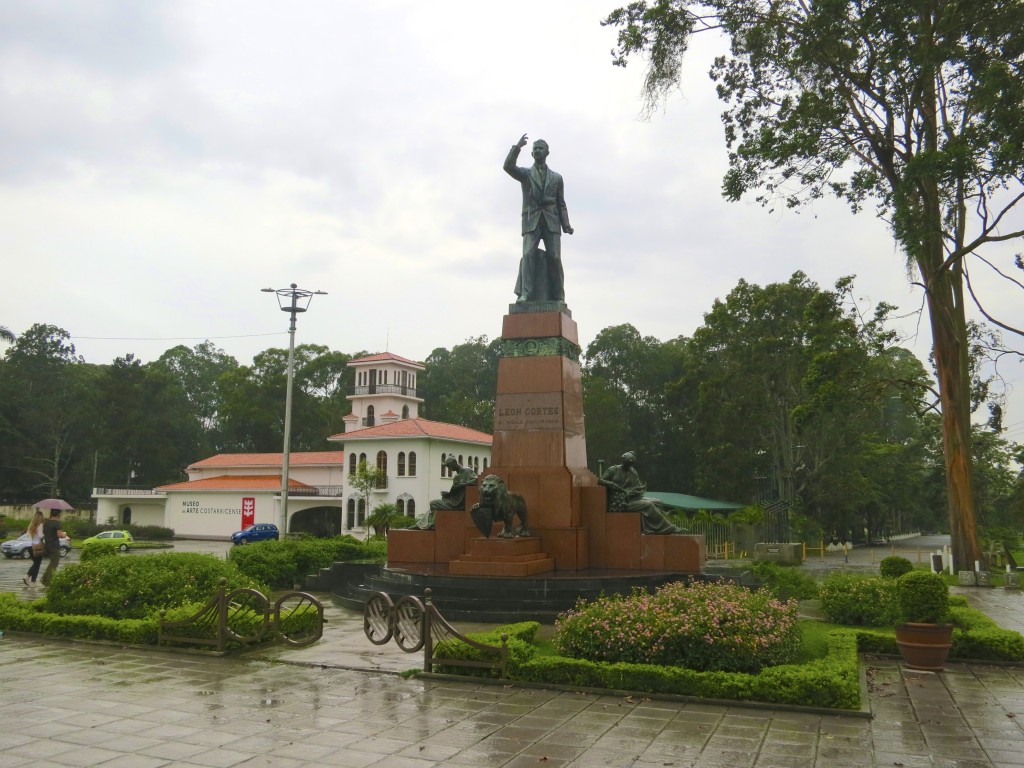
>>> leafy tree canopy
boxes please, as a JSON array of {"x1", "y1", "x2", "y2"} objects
[{"x1": 602, "y1": 0, "x2": 1024, "y2": 568}]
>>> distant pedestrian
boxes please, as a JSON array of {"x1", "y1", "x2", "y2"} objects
[
  {"x1": 39, "y1": 509, "x2": 67, "y2": 588},
  {"x1": 22, "y1": 510, "x2": 45, "y2": 587}
]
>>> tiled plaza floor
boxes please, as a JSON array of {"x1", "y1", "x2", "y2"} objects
[{"x1": 1, "y1": 537, "x2": 1024, "y2": 766}]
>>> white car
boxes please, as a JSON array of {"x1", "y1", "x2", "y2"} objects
[{"x1": 1, "y1": 533, "x2": 72, "y2": 559}]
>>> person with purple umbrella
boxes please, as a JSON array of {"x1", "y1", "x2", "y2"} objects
[{"x1": 39, "y1": 509, "x2": 68, "y2": 588}]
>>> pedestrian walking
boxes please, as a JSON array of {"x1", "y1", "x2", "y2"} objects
[
  {"x1": 22, "y1": 510, "x2": 45, "y2": 587},
  {"x1": 39, "y1": 509, "x2": 67, "y2": 588}
]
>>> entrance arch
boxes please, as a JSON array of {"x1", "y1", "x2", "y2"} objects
[{"x1": 289, "y1": 506, "x2": 342, "y2": 538}]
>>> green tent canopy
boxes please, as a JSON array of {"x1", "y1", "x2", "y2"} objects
[{"x1": 645, "y1": 491, "x2": 745, "y2": 512}]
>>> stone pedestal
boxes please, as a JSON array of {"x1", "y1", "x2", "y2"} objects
[
  {"x1": 449, "y1": 536, "x2": 556, "y2": 576},
  {"x1": 958, "y1": 570, "x2": 977, "y2": 586},
  {"x1": 387, "y1": 307, "x2": 706, "y2": 577},
  {"x1": 486, "y1": 309, "x2": 603, "y2": 570},
  {"x1": 753, "y1": 542, "x2": 804, "y2": 565}
]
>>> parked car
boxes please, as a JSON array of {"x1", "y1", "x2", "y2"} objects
[
  {"x1": 81, "y1": 530, "x2": 134, "y2": 551},
  {"x1": 2, "y1": 533, "x2": 72, "y2": 559},
  {"x1": 231, "y1": 523, "x2": 279, "y2": 545}
]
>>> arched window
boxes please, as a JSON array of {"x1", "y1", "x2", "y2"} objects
[
  {"x1": 359, "y1": 452, "x2": 367, "y2": 467},
  {"x1": 397, "y1": 498, "x2": 406, "y2": 515},
  {"x1": 440, "y1": 453, "x2": 447, "y2": 477},
  {"x1": 408, "y1": 499, "x2": 416, "y2": 518},
  {"x1": 458, "y1": 454, "x2": 464, "y2": 467},
  {"x1": 347, "y1": 498, "x2": 356, "y2": 530},
  {"x1": 473, "y1": 456, "x2": 479, "y2": 472},
  {"x1": 397, "y1": 452, "x2": 406, "y2": 476},
  {"x1": 376, "y1": 450, "x2": 388, "y2": 488},
  {"x1": 349, "y1": 453, "x2": 356, "y2": 475},
  {"x1": 402, "y1": 405, "x2": 410, "y2": 419},
  {"x1": 483, "y1": 457, "x2": 489, "y2": 470},
  {"x1": 357, "y1": 498, "x2": 366, "y2": 526},
  {"x1": 408, "y1": 452, "x2": 417, "y2": 476},
  {"x1": 366, "y1": 405, "x2": 375, "y2": 427}
]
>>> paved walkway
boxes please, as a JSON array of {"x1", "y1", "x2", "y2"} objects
[{"x1": 1, "y1": 540, "x2": 1024, "y2": 766}]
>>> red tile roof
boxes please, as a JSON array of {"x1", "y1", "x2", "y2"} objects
[
  {"x1": 187, "y1": 452, "x2": 345, "y2": 470},
  {"x1": 329, "y1": 418, "x2": 492, "y2": 445},
  {"x1": 156, "y1": 475, "x2": 312, "y2": 491},
  {"x1": 349, "y1": 352, "x2": 424, "y2": 368}
]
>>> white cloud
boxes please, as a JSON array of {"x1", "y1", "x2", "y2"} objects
[{"x1": 0, "y1": 0, "x2": 1021, "y2": 431}]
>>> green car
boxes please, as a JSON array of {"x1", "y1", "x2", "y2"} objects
[{"x1": 81, "y1": 530, "x2": 135, "y2": 551}]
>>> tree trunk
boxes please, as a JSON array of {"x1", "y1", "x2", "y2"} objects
[
  {"x1": 922, "y1": 264, "x2": 982, "y2": 571},
  {"x1": 914, "y1": 13, "x2": 982, "y2": 572}
]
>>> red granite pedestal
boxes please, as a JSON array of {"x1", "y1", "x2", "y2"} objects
[{"x1": 387, "y1": 308, "x2": 706, "y2": 576}]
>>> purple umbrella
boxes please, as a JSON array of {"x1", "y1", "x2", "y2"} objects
[{"x1": 33, "y1": 498, "x2": 74, "y2": 511}]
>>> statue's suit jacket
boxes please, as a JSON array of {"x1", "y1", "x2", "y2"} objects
[{"x1": 503, "y1": 145, "x2": 572, "y2": 236}]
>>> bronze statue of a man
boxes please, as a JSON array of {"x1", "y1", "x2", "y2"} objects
[
  {"x1": 599, "y1": 451, "x2": 686, "y2": 535},
  {"x1": 414, "y1": 456, "x2": 478, "y2": 530},
  {"x1": 503, "y1": 133, "x2": 573, "y2": 303}
]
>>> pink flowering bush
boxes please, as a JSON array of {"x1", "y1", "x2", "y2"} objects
[{"x1": 553, "y1": 581, "x2": 801, "y2": 673}]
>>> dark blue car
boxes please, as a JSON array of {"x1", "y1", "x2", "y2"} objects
[{"x1": 231, "y1": 523, "x2": 279, "y2": 545}]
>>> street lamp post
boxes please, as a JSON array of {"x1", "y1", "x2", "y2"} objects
[{"x1": 262, "y1": 283, "x2": 327, "y2": 533}]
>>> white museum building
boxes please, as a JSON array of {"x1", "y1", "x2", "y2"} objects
[{"x1": 93, "y1": 352, "x2": 492, "y2": 538}]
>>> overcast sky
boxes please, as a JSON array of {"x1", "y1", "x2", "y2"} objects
[{"x1": 1, "y1": 1, "x2": 1022, "y2": 443}]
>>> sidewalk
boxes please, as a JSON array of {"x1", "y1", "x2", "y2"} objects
[
  {"x1": 2, "y1": 589, "x2": 1024, "y2": 767},
  {"x1": 1, "y1": 539, "x2": 1024, "y2": 766}
]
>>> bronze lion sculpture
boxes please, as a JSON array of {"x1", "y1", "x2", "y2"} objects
[{"x1": 470, "y1": 474, "x2": 529, "y2": 539}]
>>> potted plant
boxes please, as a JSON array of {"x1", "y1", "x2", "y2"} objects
[{"x1": 894, "y1": 570, "x2": 953, "y2": 671}]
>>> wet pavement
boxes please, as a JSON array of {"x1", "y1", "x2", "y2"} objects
[{"x1": 0, "y1": 538, "x2": 1023, "y2": 766}]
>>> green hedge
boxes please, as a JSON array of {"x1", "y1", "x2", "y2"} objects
[
  {"x1": 79, "y1": 541, "x2": 120, "y2": 562},
  {"x1": 841, "y1": 604, "x2": 1024, "y2": 663},
  {"x1": 0, "y1": 593, "x2": 309, "y2": 650},
  {"x1": 514, "y1": 630, "x2": 861, "y2": 710},
  {"x1": 44, "y1": 553, "x2": 265, "y2": 619},
  {"x1": 228, "y1": 536, "x2": 387, "y2": 589},
  {"x1": 747, "y1": 561, "x2": 820, "y2": 599},
  {"x1": 426, "y1": 602, "x2": 1024, "y2": 710},
  {"x1": 818, "y1": 572, "x2": 901, "y2": 626},
  {"x1": 432, "y1": 621, "x2": 540, "y2": 678},
  {"x1": 0, "y1": 593, "x2": 159, "y2": 644}
]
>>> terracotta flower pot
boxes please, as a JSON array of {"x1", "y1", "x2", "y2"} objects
[{"x1": 894, "y1": 622, "x2": 953, "y2": 671}]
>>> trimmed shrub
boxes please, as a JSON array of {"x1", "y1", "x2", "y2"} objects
[
  {"x1": 0, "y1": 593, "x2": 313, "y2": 650},
  {"x1": 554, "y1": 581, "x2": 800, "y2": 674},
  {"x1": 227, "y1": 541, "x2": 299, "y2": 589},
  {"x1": 79, "y1": 541, "x2": 120, "y2": 562},
  {"x1": 747, "y1": 561, "x2": 819, "y2": 599},
  {"x1": 42, "y1": 552, "x2": 265, "y2": 620},
  {"x1": 879, "y1": 556, "x2": 914, "y2": 579},
  {"x1": 128, "y1": 525, "x2": 175, "y2": 540},
  {"x1": 896, "y1": 570, "x2": 949, "y2": 623},
  {"x1": 952, "y1": 626, "x2": 1024, "y2": 661},
  {"x1": 818, "y1": 572, "x2": 900, "y2": 626},
  {"x1": 228, "y1": 535, "x2": 387, "y2": 589},
  {"x1": 515, "y1": 629, "x2": 860, "y2": 710},
  {"x1": 0, "y1": 594, "x2": 159, "y2": 644},
  {"x1": 433, "y1": 622, "x2": 539, "y2": 678}
]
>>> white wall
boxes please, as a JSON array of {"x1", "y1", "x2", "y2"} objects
[{"x1": 166, "y1": 491, "x2": 277, "y2": 538}]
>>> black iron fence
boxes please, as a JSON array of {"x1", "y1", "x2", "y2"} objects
[
  {"x1": 158, "y1": 578, "x2": 324, "y2": 652},
  {"x1": 364, "y1": 589, "x2": 509, "y2": 677}
]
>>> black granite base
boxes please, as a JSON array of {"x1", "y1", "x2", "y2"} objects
[{"x1": 326, "y1": 561, "x2": 752, "y2": 623}]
